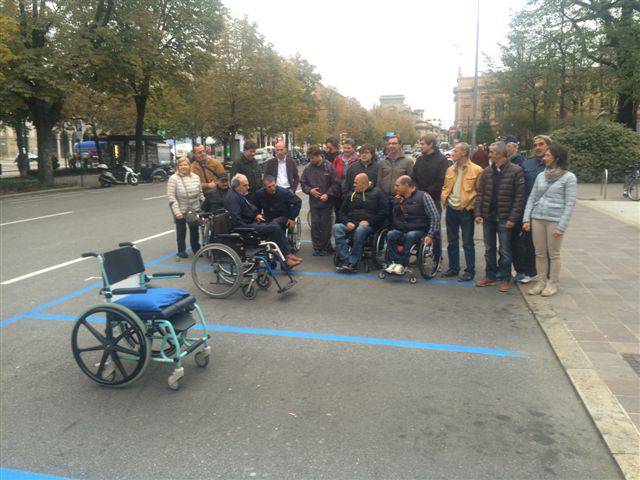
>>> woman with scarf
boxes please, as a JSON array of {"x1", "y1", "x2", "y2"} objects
[{"x1": 522, "y1": 142, "x2": 577, "y2": 297}]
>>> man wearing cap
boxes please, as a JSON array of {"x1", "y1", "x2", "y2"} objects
[
  {"x1": 191, "y1": 144, "x2": 225, "y2": 192},
  {"x1": 202, "y1": 173, "x2": 230, "y2": 212},
  {"x1": 263, "y1": 142, "x2": 299, "y2": 192},
  {"x1": 504, "y1": 135, "x2": 526, "y2": 167}
]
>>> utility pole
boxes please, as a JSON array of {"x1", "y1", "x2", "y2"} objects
[{"x1": 470, "y1": 0, "x2": 480, "y2": 151}]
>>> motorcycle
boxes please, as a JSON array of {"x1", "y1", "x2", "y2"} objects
[
  {"x1": 97, "y1": 163, "x2": 139, "y2": 187},
  {"x1": 139, "y1": 163, "x2": 174, "y2": 183}
]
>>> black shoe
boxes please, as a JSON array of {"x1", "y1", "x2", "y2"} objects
[
  {"x1": 325, "y1": 246, "x2": 336, "y2": 254},
  {"x1": 177, "y1": 252, "x2": 188, "y2": 259},
  {"x1": 312, "y1": 249, "x2": 322, "y2": 256},
  {"x1": 341, "y1": 263, "x2": 356, "y2": 274},
  {"x1": 442, "y1": 269, "x2": 459, "y2": 278},
  {"x1": 459, "y1": 271, "x2": 474, "y2": 282},
  {"x1": 317, "y1": 249, "x2": 330, "y2": 256}
]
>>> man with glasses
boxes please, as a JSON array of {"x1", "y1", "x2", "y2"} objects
[{"x1": 377, "y1": 135, "x2": 414, "y2": 196}]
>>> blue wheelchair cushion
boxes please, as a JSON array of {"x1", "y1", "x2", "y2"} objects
[{"x1": 115, "y1": 287, "x2": 190, "y2": 313}]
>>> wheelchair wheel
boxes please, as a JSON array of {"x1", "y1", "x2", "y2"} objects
[
  {"x1": 418, "y1": 242, "x2": 440, "y2": 279},
  {"x1": 192, "y1": 243, "x2": 243, "y2": 298},
  {"x1": 257, "y1": 272, "x2": 272, "y2": 290},
  {"x1": 287, "y1": 217, "x2": 302, "y2": 252},
  {"x1": 71, "y1": 303, "x2": 151, "y2": 387},
  {"x1": 242, "y1": 284, "x2": 257, "y2": 300},
  {"x1": 372, "y1": 228, "x2": 388, "y2": 269}
]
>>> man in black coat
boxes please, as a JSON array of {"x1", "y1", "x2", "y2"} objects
[
  {"x1": 253, "y1": 175, "x2": 302, "y2": 232},
  {"x1": 230, "y1": 140, "x2": 261, "y2": 196},
  {"x1": 412, "y1": 133, "x2": 448, "y2": 265},
  {"x1": 332, "y1": 173, "x2": 388, "y2": 273},
  {"x1": 262, "y1": 142, "x2": 299, "y2": 192},
  {"x1": 201, "y1": 173, "x2": 230, "y2": 212},
  {"x1": 224, "y1": 174, "x2": 302, "y2": 268}
]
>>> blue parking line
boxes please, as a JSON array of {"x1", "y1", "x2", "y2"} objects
[
  {"x1": 0, "y1": 251, "x2": 178, "y2": 330},
  {"x1": 151, "y1": 262, "x2": 473, "y2": 286},
  {"x1": 0, "y1": 468, "x2": 73, "y2": 480},
  {"x1": 17, "y1": 313, "x2": 522, "y2": 358}
]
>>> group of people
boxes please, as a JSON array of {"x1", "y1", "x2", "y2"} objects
[{"x1": 167, "y1": 130, "x2": 577, "y2": 297}]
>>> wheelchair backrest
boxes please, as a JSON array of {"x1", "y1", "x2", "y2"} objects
[
  {"x1": 102, "y1": 246, "x2": 145, "y2": 286},
  {"x1": 211, "y1": 210, "x2": 231, "y2": 235}
]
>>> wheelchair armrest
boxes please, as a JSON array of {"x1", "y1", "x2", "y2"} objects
[
  {"x1": 232, "y1": 227, "x2": 258, "y2": 235},
  {"x1": 111, "y1": 287, "x2": 148, "y2": 295},
  {"x1": 214, "y1": 233, "x2": 243, "y2": 240},
  {"x1": 147, "y1": 272, "x2": 185, "y2": 279},
  {"x1": 118, "y1": 242, "x2": 135, "y2": 247}
]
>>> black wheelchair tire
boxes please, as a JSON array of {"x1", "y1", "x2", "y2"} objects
[
  {"x1": 71, "y1": 303, "x2": 151, "y2": 387},
  {"x1": 372, "y1": 228, "x2": 388, "y2": 269},
  {"x1": 192, "y1": 243, "x2": 244, "y2": 298},
  {"x1": 418, "y1": 242, "x2": 440, "y2": 280}
]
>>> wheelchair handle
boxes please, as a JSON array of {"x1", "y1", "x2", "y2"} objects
[
  {"x1": 81, "y1": 252, "x2": 98, "y2": 258},
  {"x1": 118, "y1": 242, "x2": 135, "y2": 247}
]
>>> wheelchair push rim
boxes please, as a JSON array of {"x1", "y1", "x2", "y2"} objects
[
  {"x1": 288, "y1": 217, "x2": 302, "y2": 252},
  {"x1": 417, "y1": 242, "x2": 440, "y2": 279},
  {"x1": 71, "y1": 303, "x2": 151, "y2": 387},
  {"x1": 191, "y1": 243, "x2": 244, "y2": 298}
]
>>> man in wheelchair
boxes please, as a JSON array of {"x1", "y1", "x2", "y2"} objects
[
  {"x1": 224, "y1": 174, "x2": 303, "y2": 268},
  {"x1": 253, "y1": 175, "x2": 302, "y2": 234},
  {"x1": 385, "y1": 175, "x2": 440, "y2": 275},
  {"x1": 332, "y1": 173, "x2": 387, "y2": 273}
]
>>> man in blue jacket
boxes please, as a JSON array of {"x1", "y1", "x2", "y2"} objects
[
  {"x1": 513, "y1": 134, "x2": 550, "y2": 283},
  {"x1": 253, "y1": 175, "x2": 302, "y2": 232},
  {"x1": 224, "y1": 174, "x2": 302, "y2": 268}
]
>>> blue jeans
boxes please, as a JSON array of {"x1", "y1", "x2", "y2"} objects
[
  {"x1": 482, "y1": 217, "x2": 513, "y2": 281},
  {"x1": 332, "y1": 223, "x2": 373, "y2": 265},
  {"x1": 386, "y1": 230, "x2": 424, "y2": 266},
  {"x1": 445, "y1": 205, "x2": 475, "y2": 274}
]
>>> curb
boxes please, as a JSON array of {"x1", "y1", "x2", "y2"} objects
[
  {"x1": 518, "y1": 284, "x2": 640, "y2": 480},
  {"x1": 0, "y1": 186, "x2": 91, "y2": 199}
]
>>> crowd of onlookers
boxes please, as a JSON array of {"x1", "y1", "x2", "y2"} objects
[{"x1": 167, "y1": 131, "x2": 577, "y2": 297}]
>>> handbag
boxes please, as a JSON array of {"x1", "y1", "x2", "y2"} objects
[{"x1": 179, "y1": 176, "x2": 200, "y2": 226}]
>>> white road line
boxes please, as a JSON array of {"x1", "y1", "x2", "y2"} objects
[
  {"x1": 143, "y1": 194, "x2": 167, "y2": 201},
  {"x1": 132, "y1": 230, "x2": 174, "y2": 243},
  {"x1": 0, "y1": 211, "x2": 73, "y2": 227},
  {"x1": 0, "y1": 229, "x2": 175, "y2": 286}
]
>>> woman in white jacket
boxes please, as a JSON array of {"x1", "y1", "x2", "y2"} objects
[
  {"x1": 167, "y1": 157, "x2": 204, "y2": 257},
  {"x1": 523, "y1": 142, "x2": 577, "y2": 297}
]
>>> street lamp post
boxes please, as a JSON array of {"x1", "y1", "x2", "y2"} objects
[{"x1": 470, "y1": 0, "x2": 480, "y2": 151}]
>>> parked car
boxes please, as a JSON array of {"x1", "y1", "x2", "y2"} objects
[{"x1": 254, "y1": 148, "x2": 274, "y2": 171}]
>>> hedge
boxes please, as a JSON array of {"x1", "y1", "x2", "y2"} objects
[{"x1": 550, "y1": 122, "x2": 640, "y2": 183}]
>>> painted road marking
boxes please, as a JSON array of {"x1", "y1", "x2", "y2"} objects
[
  {"x1": 0, "y1": 211, "x2": 73, "y2": 227},
  {"x1": 17, "y1": 313, "x2": 523, "y2": 358},
  {"x1": 0, "y1": 468, "x2": 72, "y2": 479},
  {"x1": 0, "y1": 230, "x2": 175, "y2": 286},
  {"x1": 143, "y1": 194, "x2": 167, "y2": 200}
]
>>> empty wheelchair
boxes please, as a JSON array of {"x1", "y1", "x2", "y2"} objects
[
  {"x1": 333, "y1": 226, "x2": 389, "y2": 272},
  {"x1": 192, "y1": 210, "x2": 296, "y2": 300},
  {"x1": 378, "y1": 233, "x2": 441, "y2": 284},
  {"x1": 71, "y1": 242, "x2": 211, "y2": 390}
]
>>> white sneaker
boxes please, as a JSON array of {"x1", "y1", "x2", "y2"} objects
[
  {"x1": 385, "y1": 263, "x2": 397, "y2": 274},
  {"x1": 394, "y1": 264, "x2": 406, "y2": 275},
  {"x1": 518, "y1": 275, "x2": 533, "y2": 284}
]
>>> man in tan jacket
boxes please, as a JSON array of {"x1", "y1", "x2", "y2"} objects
[
  {"x1": 441, "y1": 142, "x2": 483, "y2": 281},
  {"x1": 190, "y1": 144, "x2": 225, "y2": 192}
]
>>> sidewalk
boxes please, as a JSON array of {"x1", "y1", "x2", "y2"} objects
[{"x1": 520, "y1": 191, "x2": 640, "y2": 479}]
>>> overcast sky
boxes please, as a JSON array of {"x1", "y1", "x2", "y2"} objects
[{"x1": 224, "y1": 0, "x2": 527, "y2": 129}]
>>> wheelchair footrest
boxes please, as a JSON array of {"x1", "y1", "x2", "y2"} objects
[
  {"x1": 277, "y1": 279, "x2": 297, "y2": 294},
  {"x1": 183, "y1": 337, "x2": 208, "y2": 356},
  {"x1": 167, "y1": 311, "x2": 196, "y2": 332}
]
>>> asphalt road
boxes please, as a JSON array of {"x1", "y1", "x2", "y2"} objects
[{"x1": 0, "y1": 183, "x2": 622, "y2": 479}]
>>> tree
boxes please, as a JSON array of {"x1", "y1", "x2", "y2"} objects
[
  {"x1": 1, "y1": 0, "x2": 70, "y2": 185},
  {"x1": 75, "y1": 0, "x2": 224, "y2": 170}
]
